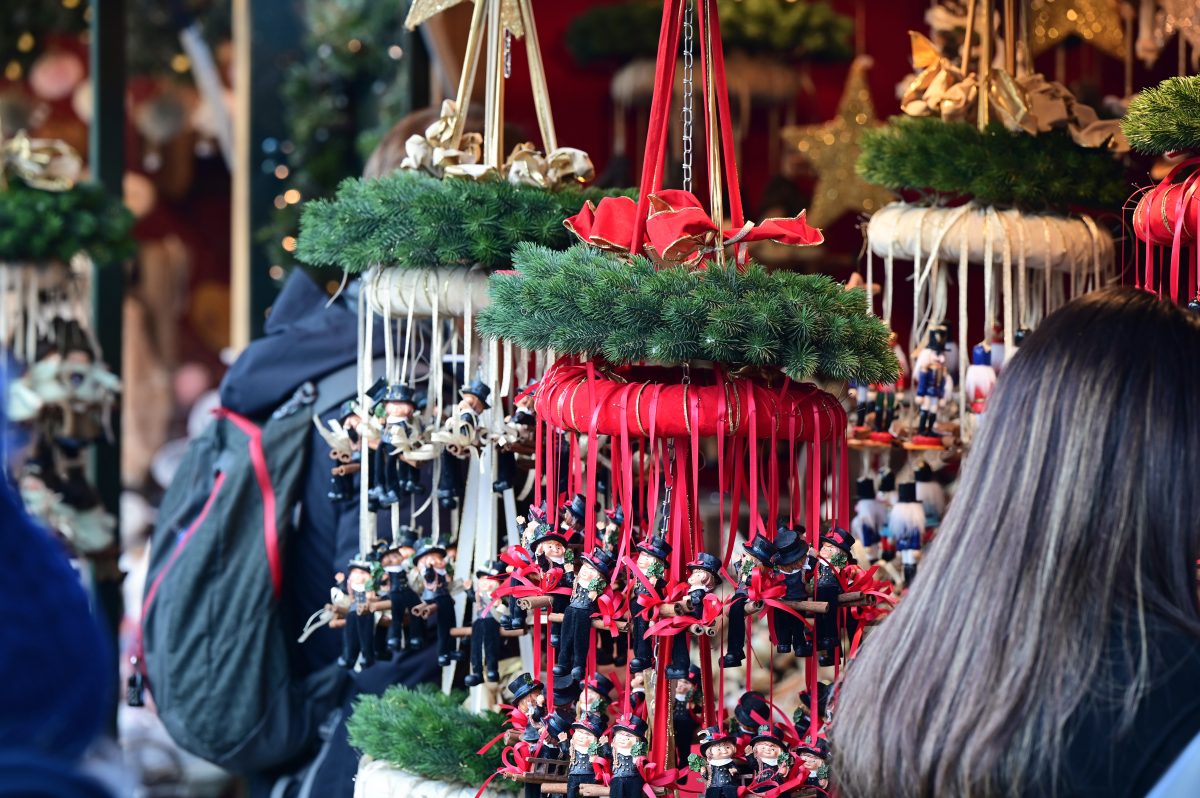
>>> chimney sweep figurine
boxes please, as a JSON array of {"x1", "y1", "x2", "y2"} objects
[
  {"x1": 530, "y1": 711, "x2": 571, "y2": 798},
  {"x1": 554, "y1": 546, "x2": 616, "y2": 680},
  {"x1": 812, "y1": 527, "x2": 855, "y2": 666},
  {"x1": 912, "y1": 324, "x2": 949, "y2": 445},
  {"x1": 607, "y1": 715, "x2": 649, "y2": 798},
  {"x1": 629, "y1": 530, "x2": 672, "y2": 672},
  {"x1": 771, "y1": 528, "x2": 814, "y2": 657},
  {"x1": 673, "y1": 664, "x2": 702, "y2": 773},
  {"x1": 502, "y1": 546, "x2": 534, "y2": 631},
  {"x1": 338, "y1": 558, "x2": 377, "y2": 669},
  {"x1": 668, "y1": 552, "x2": 723, "y2": 679},
  {"x1": 495, "y1": 380, "x2": 537, "y2": 493},
  {"x1": 691, "y1": 727, "x2": 741, "y2": 798},
  {"x1": 509, "y1": 673, "x2": 547, "y2": 747},
  {"x1": 561, "y1": 712, "x2": 606, "y2": 798},
  {"x1": 890, "y1": 482, "x2": 926, "y2": 586},
  {"x1": 793, "y1": 681, "x2": 835, "y2": 736},
  {"x1": 464, "y1": 560, "x2": 506, "y2": 686},
  {"x1": 380, "y1": 383, "x2": 422, "y2": 501},
  {"x1": 747, "y1": 724, "x2": 792, "y2": 792},
  {"x1": 796, "y1": 737, "x2": 830, "y2": 790},
  {"x1": 382, "y1": 534, "x2": 422, "y2": 651},
  {"x1": 414, "y1": 539, "x2": 459, "y2": 666},
  {"x1": 442, "y1": 377, "x2": 491, "y2": 454},
  {"x1": 314, "y1": 403, "x2": 362, "y2": 502},
  {"x1": 551, "y1": 673, "x2": 583, "y2": 723},
  {"x1": 560, "y1": 493, "x2": 588, "y2": 542},
  {"x1": 528, "y1": 507, "x2": 574, "y2": 645},
  {"x1": 579, "y1": 671, "x2": 616, "y2": 717},
  {"x1": 851, "y1": 478, "x2": 887, "y2": 564},
  {"x1": 733, "y1": 692, "x2": 771, "y2": 751},
  {"x1": 723, "y1": 535, "x2": 778, "y2": 668}
]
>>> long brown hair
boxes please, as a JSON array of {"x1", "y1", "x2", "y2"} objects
[{"x1": 831, "y1": 287, "x2": 1200, "y2": 796}]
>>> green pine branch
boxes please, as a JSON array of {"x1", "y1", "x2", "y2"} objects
[
  {"x1": 0, "y1": 179, "x2": 135, "y2": 265},
  {"x1": 479, "y1": 243, "x2": 898, "y2": 385},
  {"x1": 347, "y1": 685, "x2": 513, "y2": 791},
  {"x1": 857, "y1": 116, "x2": 1128, "y2": 212},
  {"x1": 1122, "y1": 76, "x2": 1200, "y2": 155}
]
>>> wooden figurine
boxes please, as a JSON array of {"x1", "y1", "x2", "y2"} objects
[
  {"x1": 691, "y1": 726, "x2": 741, "y2": 798},
  {"x1": 464, "y1": 560, "x2": 506, "y2": 686},
  {"x1": 553, "y1": 546, "x2": 616, "y2": 680},
  {"x1": 337, "y1": 558, "x2": 377, "y2": 669},
  {"x1": 912, "y1": 324, "x2": 949, "y2": 445},
  {"x1": 668, "y1": 553, "x2": 722, "y2": 679},
  {"x1": 852, "y1": 478, "x2": 887, "y2": 564},
  {"x1": 889, "y1": 482, "x2": 925, "y2": 586},
  {"x1": 560, "y1": 712, "x2": 607, "y2": 798},
  {"x1": 747, "y1": 724, "x2": 792, "y2": 793},
  {"x1": 771, "y1": 528, "x2": 814, "y2": 657},
  {"x1": 723, "y1": 536, "x2": 778, "y2": 668}
]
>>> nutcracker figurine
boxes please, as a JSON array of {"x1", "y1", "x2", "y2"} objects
[
  {"x1": 723, "y1": 535, "x2": 778, "y2": 668},
  {"x1": 606, "y1": 715, "x2": 648, "y2": 798},
  {"x1": 629, "y1": 531, "x2": 671, "y2": 672},
  {"x1": 912, "y1": 324, "x2": 949, "y2": 445},
  {"x1": 668, "y1": 552, "x2": 722, "y2": 679},
  {"x1": 890, "y1": 482, "x2": 925, "y2": 586},
  {"x1": 914, "y1": 462, "x2": 946, "y2": 529},
  {"x1": 964, "y1": 342, "x2": 997, "y2": 414},
  {"x1": 464, "y1": 560, "x2": 506, "y2": 686},
  {"x1": 877, "y1": 470, "x2": 898, "y2": 563},
  {"x1": 813, "y1": 526, "x2": 855, "y2": 666},
  {"x1": 553, "y1": 546, "x2": 616, "y2": 680},
  {"x1": 869, "y1": 330, "x2": 906, "y2": 444},
  {"x1": 413, "y1": 538, "x2": 458, "y2": 666},
  {"x1": 852, "y1": 478, "x2": 887, "y2": 564},
  {"x1": 747, "y1": 724, "x2": 792, "y2": 792},
  {"x1": 561, "y1": 712, "x2": 607, "y2": 798},
  {"x1": 771, "y1": 528, "x2": 814, "y2": 657},
  {"x1": 337, "y1": 558, "x2": 377, "y2": 669},
  {"x1": 691, "y1": 726, "x2": 741, "y2": 798}
]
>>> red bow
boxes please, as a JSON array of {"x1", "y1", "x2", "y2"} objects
[
  {"x1": 565, "y1": 190, "x2": 824, "y2": 267},
  {"x1": 594, "y1": 591, "x2": 629, "y2": 636},
  {"x1": 475, "y1": 743, "x2": 534, "y2": 798},
  {"x1": 644, "y1": 586, "x2": 723, "y2": 637},
  {"x1": 745, "y1": 569, "x2": 808, "y2": 624},
  {"x1": 500, "y1": 546, "x2": 539, "y2": 578},
  {"x1": 638, "y1": 761, "x2": 681, "y2": 798},
  {"x1": 477, "y1": 703, "x2": 526, "y2": 755},
  {"x1": 592, "y1": 756, "x2": 613, "y2": 786}
]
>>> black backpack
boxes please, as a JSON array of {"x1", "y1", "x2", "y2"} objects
[{"x1": 136, "y1": 382, "x2": 343, "y2": 772}]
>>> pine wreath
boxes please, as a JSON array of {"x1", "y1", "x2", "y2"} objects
[
  {"x1": 0, "y1": 179, "x2": 135, "y2": 265},
  {"x1": 857, "y1": 116, "x2": 1128, "y2": 212},
  {"x1": 295, "y1": 170, "x2": 633, "y2": 273},
  {"x1": 479, "y1": 243, "x2": 898, "y2": 385},
  {"x1": 1121, "y1": 76, "x2": 1200, "y2": 155}
]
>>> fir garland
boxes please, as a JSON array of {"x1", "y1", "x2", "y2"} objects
[
  {"x1": 295, "y1": 170, "x2": 633, "y2": 273},
  {"x1": 347, "y1": 685, "x2": 512, "y2": 790},
  {"x1": 565, "y1": 0, "x2": 853, "y2": 67},
  {"x1": 1121, "y1": 76, "x2": 1200, "y2": 155},
  {"x1": 0, "y1": 179, "x2": 135, "y2": 265},
  {"x1": 856, "y1": 116, "x2": 1128, "y2": 211},
  {"x1": 479, "y1": 243, "x2": 898, "y2": 385}
]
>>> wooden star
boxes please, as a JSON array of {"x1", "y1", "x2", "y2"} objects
[
  {"x1": 1029, "y1": 0, "x2": 1125, "y2": 60},
  {"x1": 782, "y1": 57, "x2": 894, "y2": 229}
]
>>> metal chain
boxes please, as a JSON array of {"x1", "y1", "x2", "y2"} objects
[
  {"x1": 681, "y1": 0, "x2": 695, "y2": 193},
  {"x1": 504, "y1": 28, "x2": 512, "y2": 79}
]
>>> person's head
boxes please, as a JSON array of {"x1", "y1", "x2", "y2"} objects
[{"x1": 832, "y1": 287, "x2": 1200, "y2": 796}]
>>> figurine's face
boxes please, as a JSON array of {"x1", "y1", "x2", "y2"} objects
[
  {"x1": 419, "y1": 553, "x2": 445, "y2": 570},
  {"x1": 477, "y1": 576, "x2": 501, "y2": 594},
  {"x1": 707, "y1": 741, "x2": 735, "y2": 761},
  {"x1": 674, "y1": 679, "x2": 694, "y2": 698},
  {"x1": 462, "y1": 394, "x2": 484, "y2": 413},
  {"x1": 572, "y1": 729, "x2": 595, "y2": 750},
  {"x1": 345, "y1": 414, "x2": 362, "y2": 430},
  {"x1": 517, "y1": 395, "x2": 534, "y2": 410},
  {"x1": 347, "y1": 569, "x2": 370, "y2": 590},
  {"x1": 386, "y1": 400, "x2": 413, "y2": 418},
  {"x1": 754, "y1": 741, "x2": 782, "y2": 760},
  {"x1": 518, "y1": 690, "x2": 542, "y2": 713},
  {"x1": 576, "y1": 562, "x2": 598, "y2": 584},
  {"x1": 800, "y1": 752, "x2": 824, "y2": 771},
  {"x1": 635, "y1": 552, "x2": 660, "y2": 573},
  {"x1": 819, "y1": 543, "x2": 841, "y2": 561},
  {"x1": 612, "y1": 730, "x2": 637, "y2": 754},
  {"x1": 688, "y1": 569, "x2": 714, "y2": 589},
  {"x1": 630, "y1": 671, "x2": 644, "y2": 689},
  {"x1": 538, "y1": 540, "x2": 565, "y2": 560},
  {"x1": 381, "y1": 551, "x2": 403, "y2": 567}
]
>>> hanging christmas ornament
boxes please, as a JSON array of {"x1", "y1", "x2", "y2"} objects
[
  {"x1": 782, "y1": 56, "x2": 894, "y2": 228},
  {"x1": 888, "y1": 481, "x2": 926, "y2": 587}
]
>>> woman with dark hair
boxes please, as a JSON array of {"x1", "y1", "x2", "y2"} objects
[{"x1": 832, "y1": 286, "x2": 1200, "y2": 797}]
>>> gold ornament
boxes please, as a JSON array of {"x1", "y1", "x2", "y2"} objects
[
  {"x1": 1, "y1": 131, "x2": 82, "y2": 191},
  {"x1": 1029, "y1": 0, "x2": 1125, "y2": 60},
  {"x1": 405, "y1": 0, "x2": 524, "y2": 38},
  {"x1": 782, "y1": 57, "x2": 894, "y2": 229}
]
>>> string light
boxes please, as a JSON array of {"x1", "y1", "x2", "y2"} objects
[
  {"x1": 388, "y1": 45, "x2": 404, "y2": 60},
  {"x1": 347, "y1": 38, "x2": 362, "y2": 53},
  {"x1": 283, "y1": 189, "x2": 301, "y2": 205},
  {"x1": 5, "y1": 61, "x2": 21, "y2": 81},
  {"x1": 274, "y1": 165, "x2": 289, "y2": 179},
  {"x1": 282, "y1": 236, "x2": 297, "y2": 252},
  {"x1": 171, "y1": 54, "x2": 190, "y2": 73},
  {"x1": 17, "y1": 33, "x2": 35, "y2": 53}
]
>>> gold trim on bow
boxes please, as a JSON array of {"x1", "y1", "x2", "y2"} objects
[{"x1": 1, "y1": 131, "x2": 83, "y2": 192}]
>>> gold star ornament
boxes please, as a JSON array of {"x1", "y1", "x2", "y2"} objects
[
  {"x1": 1028, "y1": 0, "x2": 1125, "y2": 60},
  {"x1": 782, "y1": 56, "x2": 894, "y2": 229}
]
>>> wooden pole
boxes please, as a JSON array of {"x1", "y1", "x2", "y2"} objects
[{"x1": 978, "y1": 0, "x2": 993, "y2": 130}]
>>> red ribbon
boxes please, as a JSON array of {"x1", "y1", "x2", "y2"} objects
[
  {"x1": 638, "y1": 761, "x2": 681, "y2": 798},
  {"x1": 565, "y1": 191, "x2": 823, "y2": 268},
  {"x1": 595, "y1": 591, "x2": 628, "y2": 636}
]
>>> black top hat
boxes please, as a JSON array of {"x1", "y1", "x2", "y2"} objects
[
  {"x1": 530, "y1": 524, "x2": 569, "y2": 549},
  {"x1": 773, "y1": 527, "x2": 808, "y2": 567},
  {"x1": 856, "y1": 478, "x2": 876, "y2": 500},
  {"x1": 927, "y1": 324, "x2": 949, "y2": 351},
  {"x1": 564, "y1": 493, "x2": 588, "y2": 522},
  {"x1": 571, "y1": 712, "x2": 606, "y2": 738},
  {"x1": 552, "y1": 673, "x2": 582, "y2": 706},
  {"x1": 636, "y1": 534, "x2": 673, "y2": 562},
  {"x1": 744, "y1": 536, "x2": 778, "y2": 565},
  {"x1": 878, "y1": 470, "x2": 896, "y2": 492},
  {"x1": 347, "y1": 558, "x2": 373, "y2": 574},
  {"x1": 581, "y1": 546, "x2": 617, "y2": 582},
  {"x1": 395, "y1": 526, "x2": 419, "y2": 549},
  {"x1": 475, "y1": 560, "x2": 504, "y2": 579},
  {"x1": 914, "y1": 462, "x2": 934, "y2": 483},
  {"x1": 545, "y1": 710, "x2": 572, "y2": 741},
  {"x1": 698, "y1": 726, "x2": 736, "y2": 755},
  {"x1": 366, "y1": 377, "x2": 388, "y2": 403},
  {"x1": 684, "y1": 663, "x2": 701, "y2": 684},
  {"x1": 751, "y1": 724, "x2": 787, "y2": 748},
  {"x1": 735, "y1": 692, "x2": 770, "y2": 730},
  {"x1": 795, "y1": 736, "x2": 829, "y2": 759},
  {"x1": 687, "y1": 552, "x2": 724, "y2": 583},
  {"x1": 897, "y1": 482, "x2": 918, "y2": 504},
  {"x1": 820, "y1": 526, "x2": 856, "y2": 555},
  {"x1": 507, "y1": 673, "x2": 544, "y2": 703},
  {"x1": 585, "y1": 671, "x2": 616, "y2": 696},
  {"x1": 413, "y1": 538, "x2": 447, "y2": 563},
  {"x1": 613, "y1": 714, "x2": 648, "y2": 739},
  {"x1": 1014, "y1": 327, "x2": 1030, "y2": 346},
  {"x1": 382, "y1": 383, "x2": 416, "y2": 404},
  {"x1": 605, "y1": 506, "x2": 625, "y2": 527},
  {"x1": 460, "y1": 378, "x2": 492, "y2": 409}
]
